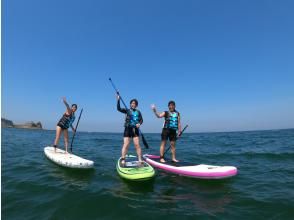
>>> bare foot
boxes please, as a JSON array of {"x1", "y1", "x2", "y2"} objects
[
  {"x1": 172, "y1": 159, "x2": 179, "y2": 163},
  {"x1": 138, "y1": 160, "x2": 144, "y2": 167},
  {"x1": 121, "y1": 158, "x2": 126, "y2": 166},
  {"x1": 160, "y1": 158, "x2": 166, "y2": 163}
]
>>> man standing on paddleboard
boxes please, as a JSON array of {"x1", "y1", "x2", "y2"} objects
[
  {"x1": 53, "y1": 97, "x2": 77, "y2": 153},
  {"x1": 151, "y1": 101, "x2": 182, "y2": 163},
  {"x1": 117, "y1": 95, "x2": 143, "y2": 165}
]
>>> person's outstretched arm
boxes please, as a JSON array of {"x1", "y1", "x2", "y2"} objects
[
  {"x1": 117, "y1": 95, "x2": 127, "y2": 113},
  {"x1": 62, "y1": 97, "x2": 72, "y2": 114},
  {"x1": 151, "y1": 104, "x2": 165, "y2": 118}
]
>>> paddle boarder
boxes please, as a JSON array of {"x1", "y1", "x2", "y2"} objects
[
  {"x1": 151, "y1": 101, "x2": 182, "y2": 163},
  {"x1": 53, "y1": 97, "x2": 77, "y2": 153},
  {"x1": 117, "y1": 95, "x2": 143, "y2": 165}
]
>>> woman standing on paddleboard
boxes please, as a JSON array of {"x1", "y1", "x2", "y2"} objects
[
  {"x1": 151, "y1": 101, "x2": 182, "y2": 163},
  {"x1": 53, "y1": 97, "x2": 77, "y2": 153},
  {"x1": 117, "y1": 95, "x2": 143, "y2": 165}
]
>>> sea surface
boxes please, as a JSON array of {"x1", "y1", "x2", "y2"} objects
[{"x1": 2, "y1": 128, "x2": 294, "y2": 219}]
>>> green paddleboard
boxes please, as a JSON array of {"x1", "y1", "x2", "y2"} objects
[{"x1": 116, "y1": 155, "x2": 155, "y2": 181}]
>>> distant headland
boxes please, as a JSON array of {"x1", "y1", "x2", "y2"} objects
[{"x1": 1, "y1": 118, "x2": 43, "y2": 129}]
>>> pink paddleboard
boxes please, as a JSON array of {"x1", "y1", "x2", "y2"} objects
[{"x1": 143, "y1": 154, "x2": 237, "y2": 179}]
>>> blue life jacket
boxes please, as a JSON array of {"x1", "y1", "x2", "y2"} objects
[
  {"x1": 125, "y1": 109, "x2": 141, "y2": 127},
  {"x1": 164, "y1": 111, "x2": 179, "y2": 130}
]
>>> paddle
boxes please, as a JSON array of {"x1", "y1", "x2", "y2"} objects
[
  {"x1": 70, "y1": 108, "x2": 83, "y2": 152},
  {"x1": 109, "y1": 77, "x2": 150, "y2": 149},
  {"x1": 163, "y1": 124, "x2": 188, "y2": 157}
]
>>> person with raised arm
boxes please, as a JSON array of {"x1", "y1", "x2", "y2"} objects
[
  {"x1": 117, "y1": 95, "x2": 143, "y2": 165},
  {"x1": 151, "y1": 101, "x2": 182, "y2": 163},
  {"x1": 53, "y1": 97, "x2": 77, "y2": 153}
]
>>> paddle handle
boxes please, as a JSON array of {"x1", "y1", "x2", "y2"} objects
[
  {"x1": 179, "y1": 125, "x2": 189, "y2": 137},
  {"x1": 109, "y1": 78, "x2": 128, "y2": 109}
]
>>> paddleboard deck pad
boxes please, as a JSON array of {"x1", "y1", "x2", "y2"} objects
[
  {"x1": 116, "y1": 155, "x2": 155, "y2": 181},
  {"x1": 44, "y1": 146, "x2": 94, "y2": 169},
  {"x1": 143, "y1": 154, "x2": 237, "y2": 179}
]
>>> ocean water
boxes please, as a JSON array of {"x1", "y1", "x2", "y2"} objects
[{"x1": 2, "y1": 128, "x2": 294, "y2": 219}]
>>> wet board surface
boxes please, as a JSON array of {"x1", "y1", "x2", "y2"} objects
[{"x1": 44, "y1": 146, "x2": 94, "y2": 169}]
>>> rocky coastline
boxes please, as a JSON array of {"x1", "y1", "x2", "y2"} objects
[{"x1": 2, "y1": 118, "x2": 43, "y2": 129}]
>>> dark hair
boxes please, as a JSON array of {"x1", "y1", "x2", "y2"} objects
[
  {"x1": 72, "y1": 104, "x2": 78, "y2": 109},
  {"x1": 130, "y1": 99, "x2": 138, "y2": 106},
  {"x1": 168, "y1": 100, "x2": 176, "y2": 106}
]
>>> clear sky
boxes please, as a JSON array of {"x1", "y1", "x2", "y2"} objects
[{"x1": 2, "y1": 0, "x2": 294, "y2": 132}]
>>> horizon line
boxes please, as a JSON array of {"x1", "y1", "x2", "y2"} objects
[{"x1": 6, "y1": 127, "x2": 293, "y2": 134}]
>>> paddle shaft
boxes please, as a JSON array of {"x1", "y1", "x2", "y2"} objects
[
  {"x1": 109, "y1": 78, "x2": 149, "y2": 149},
  {"x1": 70, "y1": 108, "x2": 83, "y2": 152},
  {"x1": 163, "y1": 124, "x2": 188, "y2": 157},
  {"x1": 109, "y1": 78, "x2": 128, "y2": 109}
]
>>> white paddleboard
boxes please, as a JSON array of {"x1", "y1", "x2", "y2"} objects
[
  {"x1": 144, "y1": 154, "x2": 237, "y2": 179},
  {"x1": 44, "y1": 146, "x2": 94, "y2": 169}
]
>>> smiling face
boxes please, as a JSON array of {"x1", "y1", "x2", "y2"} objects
[
  {"x1": 168, "y1": 103, "x2": 175, "y2": 112},
  {"x1": 71, "y1": 105, "x2": 77, "y2": 113},
  {"x1": 130, "y1": 101, "x2": 137, "y2": 109}
]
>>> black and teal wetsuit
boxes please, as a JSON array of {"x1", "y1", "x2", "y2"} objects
[
  {"x1": 57, "y1": 113, "x2": 75, "y2": 130},
  {"x1": 117, "y1": 100, "x2": 143, "y2": 138},
  {"x1": 161, "y1": 111, "x2": 180, "y2": 141}
]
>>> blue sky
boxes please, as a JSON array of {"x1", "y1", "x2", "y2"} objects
[{"x1": 2, "y1": 0, "x2": 294, "y2": 132}]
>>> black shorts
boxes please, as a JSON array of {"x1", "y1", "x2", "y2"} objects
[
  {"x1": 161, "y1": 128, "x2": 177, "y2": 141},
  {"x1": 57, "y1": 122, "x2": 68, "y2": 130},
  {"x1": 124, "y1": 127, "x2": 139, "y2": 138}
]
